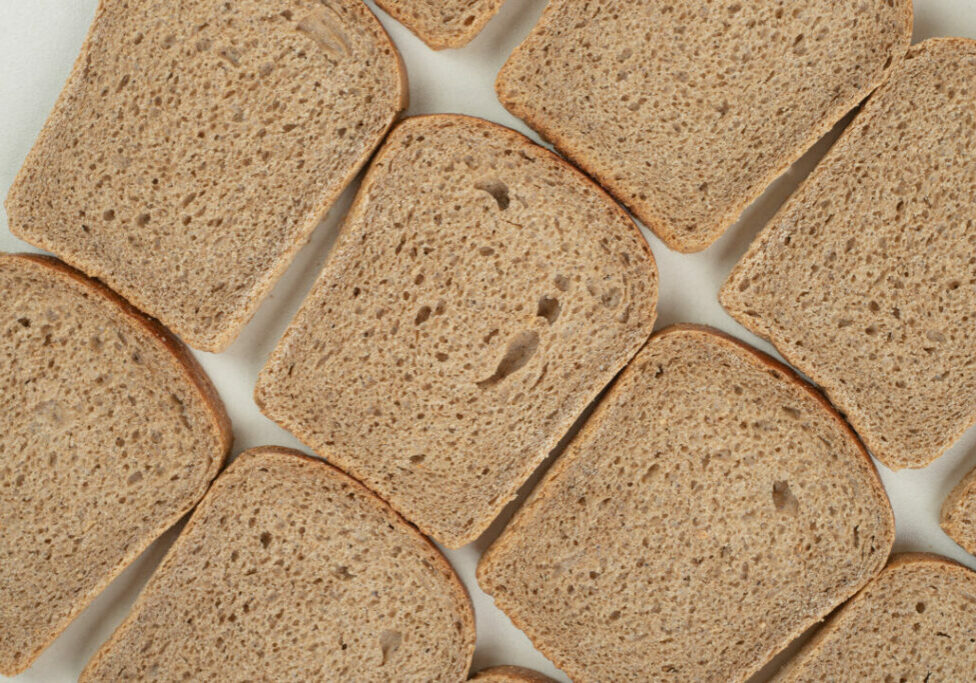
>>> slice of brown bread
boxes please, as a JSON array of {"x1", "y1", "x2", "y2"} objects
[
  {"x1": 376, "y1": 0, "x2": 504, "y2": 49},
  {"x1": 6, "y1": 0, "x2": 406, "y2": 352},
  {"x1": 496, "y1": 0, "x2": 912, "y2": 252},
  {"x1": 941, "y1": 466, "x2": 976, "y2": 557},
  {"x1": 0, "y1": 253, "x2": 231, "y2": 676},
  {"x1": 775, "y1": 554, "x2": 976, "y2": 681},
  {"x1": 477, "y1": 325, "x2": 894, "y2": 682},
  {"x1": 255, "y1": 114, "x2": 658, "y2": 548},
  {"x1": 720, "y1": 38, "x2": 976, "y2": 470},
  {"x1": 470, "y1": 665, "x2": 556, "y2": 682},
  {"x1": 81, "y1": 447, "x2": 476, "y2": 682}
]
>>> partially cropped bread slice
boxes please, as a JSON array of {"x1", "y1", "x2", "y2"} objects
[
  {"x1": 496, "y1": 0, "x2": 912, "y2": 252},
  {"x1": 721, "y1": 38, "x2": 976, "y2": 470},
  {"x1": 376, "y1": 0, "x2": 504, "y2": 49},
  {"x1": 470, "y1": 666, "x2": 554, "y2": 683},
  {"x1": 478, "y1": 325, "x2": 894, "y2": 682},
  {"x1": 6, "y1": 0, "x2": 406, "y2": 352},
  {"x1": 941, "y1": 466, "x2": 976, "y2": 557},
  {"x1": 0, "y1": 253, "x2": 231, "y2": 676},
  {"x1": 82, "y1": 447, "x2": 475, "y2": 682},
  {"x1": 256, "y1": 114, "x2": 658, "y2": 548},
  {"x1": 471, "y1": 665, "x2": 555, "y2": 682},
  {"x1": 776, "y1": 554, "x2": 976, "y2": 681}
]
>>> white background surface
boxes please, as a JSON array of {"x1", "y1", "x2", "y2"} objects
[{"x1": 2, "y1": 1, "x2": 976, "y2": 680}]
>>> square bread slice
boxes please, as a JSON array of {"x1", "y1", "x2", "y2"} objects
[
  {"x1": 477, "y1": 325, "x2": 894, "y2": 682},
  {"x1": 496, "y1": 0, "x2": 912, "y2": 252},
  {"x1": 0, "y1": 253, "x2": 231, "y2": 677},
  {"x1": 6, "y1": 0, "x2": 406, "y2": 352},
  {"x1": 375, "y1": 0, "x2": 504, "y2": 49},
  {"x1": 81, "y1": 447, "x2": 476, "y2": 682},
  {"x1": 470, "y1": 665, "x2": 555, "y2": 682},
  {"x1": 720, "y1": 38, "x2": 976, "y2": 470},
  {"x1": 775, "y1": 554, "x2": 976, "y2": 681},
  {"x1": 255, "y1": 114, "x2": 658, "y2": 548},
  {"x1": 941, "y1": 466, "x2": 976, "y2": 557}
]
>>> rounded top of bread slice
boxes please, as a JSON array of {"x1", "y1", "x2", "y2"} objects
[
  {"x1": 941, "y1": 465, "x2": 976, "y2": 558},
  {"x1": 256, "y1": 114, "x2": 658, "y2": 548},
  {"x1": 6, "y1": 0, "x2": 407, "y2": 351},
  {"x1": 82, "y1": 447, "x2": 475, "y2": 682},
  {"x1": 496, "y1": 0, "x2": 912, "y2": 252},
  {"x1": 376, "y1": 0, "x2": 504, "y2": 49},
  {"x1": 0, "y1": 253, "x2": 230, "y2": 676},
  {"x1": 478, "y1": 325, "x2": 894, "y2": 682},
  {"x1": 776, "y1": 553, "x2": 976, "y2": 681},
  {"x1": 470, "y1": 665, "x2": 556, "y2": 682}
]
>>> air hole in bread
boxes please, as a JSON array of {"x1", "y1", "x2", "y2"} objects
[
  {"x1": 536, "y1": 295, "x2": 561, "y2": 324},
  {"x1": 379, "y1": 630, "x2": 402, "y2": 665},
  {"x1": 477, "y1": 330, "x2": 539, "y2": 388},
  {"x1": 415, "y1": 306, "x2": 431, "y2": 325},
  {"x1": 772, "y1": 481, "x2": 799, "y2": 515},
  {"x1": 474, "y1": 180, "x2": 510, "y2": 210}
]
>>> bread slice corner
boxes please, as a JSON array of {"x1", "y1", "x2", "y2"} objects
[
  {"x1": 376, "y1": 0, "x2": 504, "y2": 49},
  {"x1": 941, "y1": 465, "x2": 976, "y2": 557}
]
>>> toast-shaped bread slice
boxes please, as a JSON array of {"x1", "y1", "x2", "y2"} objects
[
  {"x1": 471, "y1": 665, "x2": 555, "y2": 682},
  {"x1": 376, "y1": 0, "x2": 504, "y2": 49},
  {"x1": 941, "y1": 466, "x2": 976, "y2": 557},
  {"x1": 496, "y1": 0, "x2": 912, "y2": 252},
  {"x1": 256, "y1": 114, "x2": 658, "y2": 548},
  {"x1": 775, "y1": 554, "x2": 976, "y2": 681},
  {"x1": 478, "y1": 325, "x2": 893, "y2": 682},
  {"x1": 81, "y1": 447, "x2": 475, "y2": 682},
  {"x1": 721, "y1": 38, "x2": 976, "y2": 470},
  {"x1": 0, "y1": 253, "x2": 231, "y2": 676},
  {"x1": 6, "y1": 0, "x2": 406, "y2": 352}
]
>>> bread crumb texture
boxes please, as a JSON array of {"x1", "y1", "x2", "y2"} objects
[
  {"x1": 0, "y1": 253, "x2": 230, "y2": 677},
  {"x1": 470, "y1": 665, "x2": 556, "y2": 682},
  {"x1": 721, "y1": 38, "x2": 976, "y2": 470},
  {"x1": 5, "y1": 0, "x2": 405, "y2": 351},
  {"x1": 256, "y1": 115, "x2": 657, "y2": 548},
  {"x1": 478, "y1": 326, "x2": 893, "y2": 682},
  {"x1": 497, "y1": 0, "x2": 912, "y2": 252},
  {"x1": 376, "y1": 0, "x2": 504, "y2": 49},
  {"x1": 941, "y1": 465, "x2": 976, "y2": 557},
  {"x1": 81, "y1": 448, "x2": 475, "y2": 682},
  {"x1": 776, "y1": 554, "x2": 976, "y2": 681}
]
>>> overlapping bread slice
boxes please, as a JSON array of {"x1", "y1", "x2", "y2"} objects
[
  {"x1": 775, "y1": 554, "x2": 976, "y2": 681},
  {"x1": 0, "y1": 253, "x2": 231, "y2": 676},
  {"x1": 6, "y1": 0, "x2": 406, "y2": 351},
  {"x1": 470, "y1": 665, "x2": 556, "y2": 682},
  {"x1": 496, "y1": 0, "x2": 912, "y2": 252},
  {"x1": 81, "y1": 447, "x2": 475, "y2": 682},
  {"x1": 941, "y1": 466, "x2": 976, "y2": 557},
  {"x1": 255, "y1": 114, "x2": 658, "y2": 548},
  {"x1": 376, "y1": 0, "x2": 504, "y2": 49},
  {"x1": 478, "y1": 325, "x2": 893, "y2": 682},
  {"x1": 721, "y1": 38, "x2": 976, "y2": 469}
]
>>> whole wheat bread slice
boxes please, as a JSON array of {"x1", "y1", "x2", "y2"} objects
[
  {"x1": 496, "y1": 0, "x2": 912, "y2": 252},
  {"x1": 941, "y1": 466, "x2": 976, "y2": 557},
  {"x1": 81, "y1": 447, "x2": 475, "y2": 682},
  {"x1": 477, "y1": 325, "x2": 894, "y2": 682},
  {"x1": 0, "y1": 253, "x2": 231, "y2": 676},
  {"x1": 6, "y1": 0, "x2": 407, "y2": 352},
  {"x1": 775, "y1": 554, "x2": 976, "y2": 681},
  {"x1": 470, "y1": 665, "x2": 555, "y2": 682},
  {"x1": 376, "y1": 0, "x2": 504, "y2": 49},
  {"x1": 721, "y1": 38, "x2": 976, "y2": 470},
  {"x1": 255, "y1": 114, "x2": 658, "y2": 548}
]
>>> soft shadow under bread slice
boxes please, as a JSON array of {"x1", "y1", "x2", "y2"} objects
[
  {"x1": 478, "y1": 325, "x2": 893, "y2": 682},
  {"x1": 81, "y1": 447, "x2": 475, "y2": 682},
  {"x1": 0, "y1": 253, "x2": 231, "y2": 676}
]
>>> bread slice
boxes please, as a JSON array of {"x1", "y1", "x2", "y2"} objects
[
  {"x1": 0, "y1": 253, "x2": 231, "y2": 676},
  {"x1": 941, "y1": 466, "x2": 976, "y2": 557},
  {"x1": 470, "y1": 665, "x2": 555, "y2": 682},
  {"x1": 496, "y1": 0, "x2": 912, "y2": 252},
  {"x1": 720, "y1": 38, "x2": 976, "y2": 470},
  {"x1": 375, "y1": 0, "x2": 504, "y2": 49},
  {"x1": 775, "y1": 554, "x2": 976, "y2": 681},
  {"x1": 477, "y1": 325, "x2": 894, "y2": 682},
  {"x1": 255, "y1": 114, "x2": 658, "y2": 548},
  {"x1": 81, "y1": 447, "x2": 475, "y2": 682},
  {"x1": 6, "y1": 0, "x2": 406, "y2": 352}
]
